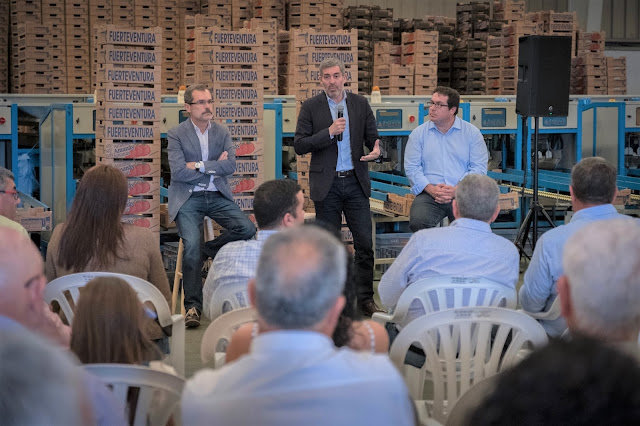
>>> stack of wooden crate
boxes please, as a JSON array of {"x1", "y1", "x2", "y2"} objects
[
  {"x1": 485, "y1": 35, "x2": 502, "y2": 95},
  {"x1": 542, "y1": 11, "x2": 576, "y2": 57},
  {"x1": 607, "y1": 57, "x2": 626, "y2": 95},
  {"x1": 182, "y1": 14, "x2": 223, "y2": 85},
  {"x1": 41, "y1": 1, "x2": 66, "y2": 93},
  {"x1": 245, "y1": 18, "x2": 278, "y2": 95},
  {"x1": 66, "y1": 0, "x2": 90, "y2": 93},
  {"x1": 453, "y1": 1, "x2": 490, "y2": 95},
  {"x1": 10, "y1": 0, "x2": 42, "y2": 93},
  {"x1": 500, "y1": 21, "x2": 539, "y2": 94},
  {"x1": 158, "y1": 0, "x2": 181, "y2": 94},
  {"x1": 343, "y1": 6, "x2": 372, "y2": 95},
  {"x1": 572, "y1": 53, "x2": 607, "y2": 95},
  {"x1": 402, "y1": 30, "x2": 438, "y2": 96},
  {"x1": 0, "y1": 1, "x2": 8, "y2": 93},
  {"x1": 94, "y1": 25, "x2": 163, "y2": 236},
  {"x1": 492, "y1": 0, "x2": 525, "y2": 24},
  {"x1": 369, "y1": 6, "x2": 393, "y2": 94},
  {"x1": 372, "y1": 41, "x2": 406, "y2": 95},
  {"x1": 252, "y1": 0, "x2": 285, "y2": 28},
  {"x1": 288, "y1": 0, "x2": 343, "y2": 31},
  {"x1": 423, "y1": 16, "x2": 456, "y2": 88},
  {"x1": 200, "y1": 0, "x2": 232, "y2": 29}
]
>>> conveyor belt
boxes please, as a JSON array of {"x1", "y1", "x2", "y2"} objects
[{"x1": 504, "y1": 185, "x2": 572, "y2": 202}]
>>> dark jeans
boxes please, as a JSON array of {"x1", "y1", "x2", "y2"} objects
[
  {"x1": 313, "y1": 175, "x2": 374, "y2": 303},
  {"x1": 175, "y1": 191, "x2": 256, "y2": 312},
  {"x1": 409, "y1": 192, "x2": 455, "y2": 232}
]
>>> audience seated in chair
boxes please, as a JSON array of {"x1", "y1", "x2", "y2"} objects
[
  {"x1": 557, "y1": 218, "x2": 640, "y2": 349},
  {"x1": 45, "y1": 164, "x2": 171, "y2": 343},
  {"x1": 378, "y1": 174, "x2": 519, "y2": 323},
  {"x1": 202, "y1": 178, "x2": 305, "y2": 321},
  {"x1": 70, "y1": 276, "x2": 176, "y2": 374},
  {"x1": 225, "y1": 252, "x2": 389, "y2": 362},
  {"x1": 519, "y1": 157, "x2": 627, "y2": 336},
  {"x1": 183, "y1": 226, "x2": 415, "y2": 426},
  {"x1": 0, "y1": 328, "x2": 93, "y2": 426},
  {"x1": 0, "y1": 228, "x2": 126, "y2": 426},
  {"x1": 467, "y1": 336, "x2": 640, "y2": 425}
]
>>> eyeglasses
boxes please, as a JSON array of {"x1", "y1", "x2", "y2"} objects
[
  {"x1": 0, "y1": 190, "x2": 19, "y2": 200},
  {"x1": 426, "y1": 101, "x2": 450, "y2": 109},
  {"x1": 189, "y1": 99, "x2": 214, "y2": 106}
]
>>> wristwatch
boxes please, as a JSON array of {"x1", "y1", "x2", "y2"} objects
[{"x1": 194, "y1": 161, "x2": 203, "y2": 169}]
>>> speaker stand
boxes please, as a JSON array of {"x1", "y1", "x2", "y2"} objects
[{"x1": 514, "y1": 116, "x2": 556, "y2": 259}]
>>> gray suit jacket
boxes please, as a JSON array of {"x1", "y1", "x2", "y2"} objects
[{"x1": 167, "y1": 119, "x2": 236, "y2": 222}]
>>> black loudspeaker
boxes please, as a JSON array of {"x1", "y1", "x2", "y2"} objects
[{"x1": 516, "y1": 35, "x2": 571, "y2": 117}]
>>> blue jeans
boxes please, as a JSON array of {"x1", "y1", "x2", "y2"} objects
[
  {"x1": 175, "y1": 191, "x2": 256, "y2": 312},
  {"x1": 409, "y1": 192, "x2": 454, "y2": 232},
  {"x1": 313, "y1": 175, "x2": 374, "y2": 303}
]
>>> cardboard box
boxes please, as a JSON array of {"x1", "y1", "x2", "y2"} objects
[
  {"x1": 383, "y1": 193, "x2": 414, "y2": 216},
  {"x1": 16, "y1": 207, "x2": 52, "y2": 231},
  {"x1": 613, "y1": 188, "x2": 631, "y2": 205},
  {"x1": 498, "y1": 191, "x2": 520, "y2": 211}
]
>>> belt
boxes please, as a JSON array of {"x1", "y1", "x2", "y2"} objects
[{"x1": 335, "y1": 169, "x2": 355, "y2": 178}]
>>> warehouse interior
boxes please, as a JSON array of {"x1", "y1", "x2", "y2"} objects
[{"x1": 1, "y1": 0, "x2": 640, "y2": 424}]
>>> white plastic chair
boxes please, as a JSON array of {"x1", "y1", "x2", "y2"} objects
[
  {"x1": 201, "y1": 307, "x2": 257, "y2": 368},
  {"x1": 520, "y1": 296, "x2": 568, "y2": 337},
  {"x1": 205, "y1": 281, "x2": 251, "y2": 321},
  {"x1": 373, "y1": 276, "x2": 517, "y2": 328},
  {"x1": 389, "y1": 307, "x2": 548, "y2": 425},
  {"x1": 445, "y1": 376, "x2": 498, "y2": 426},
  {"x1": 85, "y1": 364, "x2": 184, "y2": 426},
  {"x1": 45, "y1": 272, "x2": 185, "y2": 376}
]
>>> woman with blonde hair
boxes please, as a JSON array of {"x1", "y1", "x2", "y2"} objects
[{"x1": 45, "y1": 164, "x2": 171, "y2": 342}]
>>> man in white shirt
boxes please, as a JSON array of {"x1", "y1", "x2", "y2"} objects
[
  {"x1": 0, "y1": 167, "x2": 27, "y2": 236},
  {"x1": 183, "y1": 226, "x2": 415, "y2": 426},
  {"x1": 202, "y1": 179, "x2": 305, "y2": 320},
  {"x1": 379, "y1": 174, "x2": 519, "y2": 325},
  {"x1": 558, "y1": 218, "x2": 640, "y2": 346}
]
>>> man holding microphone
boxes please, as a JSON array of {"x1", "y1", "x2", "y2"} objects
[{"x1": 294, "y1": 57, "x2": 381, "y2": 317}]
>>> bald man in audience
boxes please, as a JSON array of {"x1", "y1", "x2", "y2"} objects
[
  {"x1": 558, "y1": 218, "x2": 640, "y2": 348},
  {"x1": 183, "y1": 226, "x2": 415, "y2": 426},
  {"x1": 378, "y1": 174, "x2": 519, "y2": 325},
  {"x1": 0, "y1": 228, "x2": 126, "y2": 426},
  {"x1": 520, "y1": 157, "x2": 625, "y2": 336}
]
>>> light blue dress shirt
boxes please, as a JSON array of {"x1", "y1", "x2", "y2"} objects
[
  {"x1": 379, "y1": 218, "x2": 519, "y2": 323},
  {"x1": 326, "y1": 92, "x2": 353, "y2": 172},
  {"x1": 520, "y1": 204, "x2": 625, "y2": 336},
  {"x1": 182, "y1": 330, "x2": 415, "y2": 426},
  {"x1": 202, "y1": 229, "x2": 277, "y2": 320},
  {"x1": 191, "y1": 120, "x2": 218, "y2": 192},
  {"x1": 404, "y1": 116, "x2": 488, "y2": 195}
]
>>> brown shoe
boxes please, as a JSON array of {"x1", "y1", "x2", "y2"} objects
[
  {"x1": 185, "y1": 307, "x2": 201, "y2": 328},
  {"x1": 359, "y1": 300, "x2": 383, "y2": 317}
]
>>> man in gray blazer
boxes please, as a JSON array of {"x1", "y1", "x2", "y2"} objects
[{"x1": 168, "y1": 84, "x2": 256, "y2": 328}]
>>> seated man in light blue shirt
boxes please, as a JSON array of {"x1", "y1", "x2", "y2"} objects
[
  {"x1": 379, "y1": 174, "x2": 519, "y2": 324},
  {"x1": 520, "y1": 157, "x2": 627, "y2": 336},
  {"x1": 183, "y1": 226, "x2": 415, "y2": 426},
  {"x1": 404, "y1": 86, "x2": 488, "y2": 232},
  {"x1": 202, "y1": 179, "x2": 305, "y2": 320}
]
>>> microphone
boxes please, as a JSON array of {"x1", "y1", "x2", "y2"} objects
[{"x1": 336, "y1": 105, "x2": 344, "y2": 141}]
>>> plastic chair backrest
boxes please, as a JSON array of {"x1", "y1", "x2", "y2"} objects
[
  {"x1": 389, "y1": 307, "x2": 548, "y2": 424},
  {"x1": 445, "y1": 376, "x2": 498, "y2": 426},
  {"x1": 522, "y1": 295, "x2": 561, "y2": 321},
  {"x1": 45, "y1": 272, "x2": 172, "y2": 327},
  {"x1": 45, "y1": 272, "x2": 186, "y2": 376},
  {"x1": 388, "y1": 275, "x2": 517, "y2": 327},
  {"x1": 201, "y1": 307, "x2": 257, "y2": 366},
  {"x1": 207, "y1": 281, "x2": 251, "y2": 320},
  {"x1": 85, "y1": 364, "x2": 184, "y2": 426}
]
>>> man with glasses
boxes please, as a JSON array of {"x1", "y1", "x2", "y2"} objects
[
  {"x1": 404, "y1": 86, "x2": 488, "y2": 232},
  {"x1": 168, "y1": 84, "x2": 256, "y2": 328},
  {"x1": 0, "y1": 166, "x2": 27, "y2": 236}
]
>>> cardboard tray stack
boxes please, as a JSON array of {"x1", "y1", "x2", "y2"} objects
[
  {"x1": 10, "y1": 0, "x2": 42, "y2": 93},
  {"x1": 453, "y1": 1, "x2": 492, "y2": 95},
  {"x1": 372, "y1": 41, "x2": 408, "y2": 95},
  {"x1": 288, "y1": 0, "x2": 344, "y2": 32},
  {"x1": 402, "y1": 30, "x2": 438, "y2": 96},
  {"x1": 41, "y1": 1, "x2": 66, "y2": 93},
  {"x1": 157, "y1": 0, "x2": 181, "y2": 94},
  {"x1": 94, "y1": 25, "x2": 163, "y2": 236},
  {"x1": 66, "y1": 0, "x2": 91, "y2": 93},
  {"x1": 185, "y1": 27, "x2": 265, "y2": 215},
  {"x1": 252, "y1": 0, "x2": 285, "y2": 29},
  {"x1": 244, "y1": 18, "x2": 278, "y2": 95}
]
